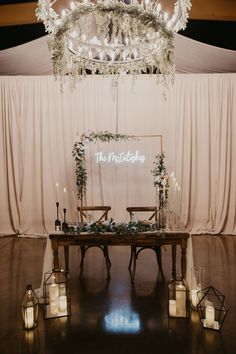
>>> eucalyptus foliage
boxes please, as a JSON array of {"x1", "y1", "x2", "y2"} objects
[
  {"x1": 78, "y1": 219, "x2": 159, "y2": 234},
  {"x1": 152, "y1": 152, "x2": 169, "y2": 207}
]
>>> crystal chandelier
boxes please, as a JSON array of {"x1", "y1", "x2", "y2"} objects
[{"x1": 36, "y1": 0, "x2": 191, "y2": 86}]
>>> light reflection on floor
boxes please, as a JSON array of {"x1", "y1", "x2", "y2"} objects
[
  {"x1": 1, "y1": 236, "x2": 236, "y2": 354},
  {"x1": 104, "y1": 305, "x2": 141, "y2": 333}
]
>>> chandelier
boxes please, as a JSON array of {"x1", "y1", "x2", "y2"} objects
[{"x1": 36, "y1": 0, "x2": 191, "y2": 86}]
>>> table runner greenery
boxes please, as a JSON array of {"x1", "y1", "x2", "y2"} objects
[{"x1": 74, "y1": 219, "x2": 161, "y2": 235}]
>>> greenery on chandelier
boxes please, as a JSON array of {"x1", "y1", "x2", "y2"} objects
[
  {"x1": 72, "y1": 131, "x2": 135, "y2": 200},
  {"x1": 36, "y1": 0, "x2": 178, "y2": 86},
  {"x1": 152, "y1": 152, "x2": 169, "y2": 207}
]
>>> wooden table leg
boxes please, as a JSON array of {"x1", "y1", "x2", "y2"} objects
[
  {"x1": 181, "y1": 239, "x2": 187, "y2": 279},
  {"x1": 172, "y1": 245, "x2": 177, "y2": 279},
  {"x1": 51, "y1": 239, "x2": 59, "y2": 270},
  {"x1": 64, "y1": 245, "x2": 69, "y2": 273},
  {"x1": 128, "y1": 246, "x2": 136, "y2": 283}
]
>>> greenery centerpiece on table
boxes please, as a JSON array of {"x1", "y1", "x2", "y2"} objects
[
  {"x1": 152, "y1": 152, "x2": 169, "y2": 209},
  {"x1": 77, "y1": 219, "x2": 159, "y2": 235},
  {"x1": 72, "y1": 131, "x2": 135, "y2": 202}
]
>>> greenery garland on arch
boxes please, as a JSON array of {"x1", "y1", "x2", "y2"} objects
[
  {"x1": 151, "y1": 152, "x2": 169, "y2": 208},
  {"x1": 72, "y1": 131, "x2": 135, "y2": 201}
]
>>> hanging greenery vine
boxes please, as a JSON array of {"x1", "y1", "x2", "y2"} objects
[
  {"x1": 151, "y1": 152, "x2": 169, "y2": 208},
  {"x1": 72, "y1": 131, "x2": 135, "y2": 201}
]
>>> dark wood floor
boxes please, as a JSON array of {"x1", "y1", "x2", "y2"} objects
[{"x1": 0, "y1": 235, "x2": 235, "y2": 354}]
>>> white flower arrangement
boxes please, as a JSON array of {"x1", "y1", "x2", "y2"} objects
[{"x1": 152, "y1": 152, "x2": 169, "y2": 208}]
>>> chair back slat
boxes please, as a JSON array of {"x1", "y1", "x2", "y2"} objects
[
  {"x1": 78, "y1": 206, "x2": 111, "y2": 223},
  {"x1": 126, "y1": 206, "x2": 157, "y2": 222}
]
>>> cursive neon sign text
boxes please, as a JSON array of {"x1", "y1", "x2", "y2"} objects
[{"x1": 95, "y1": 151, "x2": 146, "y2": 164}]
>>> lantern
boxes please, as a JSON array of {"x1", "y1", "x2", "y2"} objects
[
  {"x1": 168, "y1": 278, "x2": 190, "y2": 318},
  {"x1": 43, "y1": 269, "x2": 71, "y2": 319},
  {"x1": 191, "y1": 266, "x2": 205, "y2": 309},
  {"x1": 197, "y1": 286, "x2": 227, "y2": 330},
  {"x1": 21, "y1": 284, "x2": 39, "y2": 330}
]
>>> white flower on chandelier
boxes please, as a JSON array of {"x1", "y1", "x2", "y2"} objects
[{"x1": 36, "y1": 0, "x2": 191, "y2": 88}]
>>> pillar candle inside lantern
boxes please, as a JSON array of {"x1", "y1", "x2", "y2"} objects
[
  {"x1": 205, "y1": 305, "x2": 215, "y2": 327},
  {"x1": 169, "y1": 299, "x2": 177, "y2": 316},
  {"x1": 50, "y1": 301, "x2": 59, "y2": 316},
  {"x1": 176, "y1": 284, "x2": 186, "y2": 317},
  {"x1": 59, "y1": 295, "x2": 67, "y2": 312},
  {"x1": 49, "y1": 283, "x2": 59, "y2": 302},
  {"x1": 25, "y1": 307, "x2": 34, "y2": 329}
]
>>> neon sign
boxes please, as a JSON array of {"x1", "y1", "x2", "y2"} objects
[{"x1": 95, "y1": 150, "x2": 146, "y2": 164}]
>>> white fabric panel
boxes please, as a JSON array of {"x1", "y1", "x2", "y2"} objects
[
  {"x1": 170, "y1": 74, "x2": 236, "y2": 234},
  {"x1": 0, "y1": 76, "x2": 118, "y2": 235},
  {"x1": 0, "y1": 34, "x2": 236, "y2": 76},
  {"x1": 0, "y1": 74, "x2": 236, "y2": 237},
  {"x1": 0, "y1": 78, "x2": 21, "y2": 234},
  {"x1": 0, "y1": 36, "x2": 53, "y2": 76},
  {"x1": 174, "y1": 35, "x2": 236, "y2": 73}
]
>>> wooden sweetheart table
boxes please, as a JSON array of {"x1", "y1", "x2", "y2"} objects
[{"x1": 49, "y1": 230, "x2": 190, "y2": 280}]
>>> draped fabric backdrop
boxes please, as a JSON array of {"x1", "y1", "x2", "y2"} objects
[
  {"x1": 0, "y1": 74, "x2": 235, "y2": 237},
  {"x1": 1, "y1": 34, "x2": 236, "y2": 75}
]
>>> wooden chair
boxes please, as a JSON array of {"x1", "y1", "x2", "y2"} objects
[
  {"x1": 78, "y1": 206, "x2": 112, "y2": 277},
  {"x1": 126, "y1": 206, "x2": 165, "y2": 281}
]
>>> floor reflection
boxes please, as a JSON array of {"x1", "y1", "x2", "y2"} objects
[
  {"x1": 20, "y1": 328, "x2": 41, "y2": 354},
  {"x1": 1, "y1": 236, "x2": 236, "y2": 354},
  {"x1": 75, "y1": 275, "x2": 110, "y2": 330},
  {"x1": 130, "y1": 279, "x2": 168, "y2": 333},
  {"x1": 104, "y1": 305, "x2": 141, "y2": 333},
  {"x1": 196, "y1": 329, "x2": 227, "y2": 354}
]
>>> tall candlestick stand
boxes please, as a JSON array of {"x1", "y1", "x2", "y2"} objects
[
  {"x1": 55, "y1": 202, "x2": 61, "y2": 231},
  {"x1": 62, "y1": 208, "x2": 68, "y2": 232},
  {"x1": 159, "y1": 206, "x2": 167, "y2": 230}
]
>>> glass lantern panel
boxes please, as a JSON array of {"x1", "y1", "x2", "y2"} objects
[
  {"x1": 168, "y1": 279, "x2": 189, "y2": 318},
  {"x1": 43, "y1": 270, "x2": 70, "y2": 319}
]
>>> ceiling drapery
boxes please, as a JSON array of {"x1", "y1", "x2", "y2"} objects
[{"x1": 0, "y1": 34, "x2": 236, "y2": 76}]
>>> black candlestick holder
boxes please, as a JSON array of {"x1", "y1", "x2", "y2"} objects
[
  {"x1": 62, "y1": 208, "x2": 68, "y2": 232},
  {"x1": 55, "y1": 202, "x2": 61, "y2": 231}
]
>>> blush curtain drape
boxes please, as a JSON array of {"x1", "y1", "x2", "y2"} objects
[
  {"x1": 0, "y1": 74, "x2": 235, "y2": 236},
  {"x1": 1, "y1": 34, "x2": 236, "y2": 75}
]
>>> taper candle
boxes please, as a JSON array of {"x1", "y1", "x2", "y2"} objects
[{"x1": 56, "y1": 182, "x2": 59, "y2": 202}]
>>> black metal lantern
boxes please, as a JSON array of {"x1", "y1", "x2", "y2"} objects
[
  {"x1": 168, "y1": 278, "x2": 190, "y2": 318},
  {"x1": 21, "y1": 284, "x2": 39, "y2": 330},
  {"x1": 43, "y1": 269, "x2": 71, "y2": 319},
  {"x1": 197, "y1": 286, "x2": 227, "y2": 330}
]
